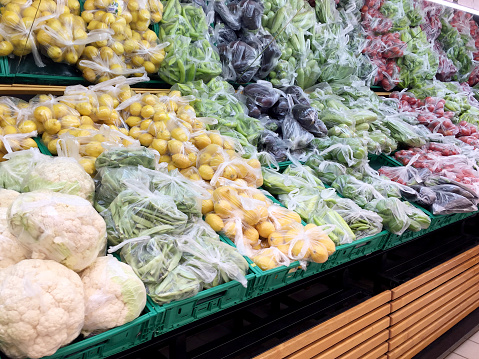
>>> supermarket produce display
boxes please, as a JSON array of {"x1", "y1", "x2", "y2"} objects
[{"x1": 0, "y1": 0, "x2": 479, "y2": 358}]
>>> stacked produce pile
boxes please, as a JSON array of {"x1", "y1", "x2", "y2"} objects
[{"x1": 0, "y1": 153, "x2": 149, "y2": 359}]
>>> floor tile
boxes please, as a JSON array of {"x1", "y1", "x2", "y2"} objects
[
  {"x1": 468, "y1": 330, "x2": 479, "y2": 344},
  {"x1": 454, "y1": 340, "x2": 479, "y2": 359},
  {"x1": 445, "y1": 353, "x2": 467, "y2": 359}
]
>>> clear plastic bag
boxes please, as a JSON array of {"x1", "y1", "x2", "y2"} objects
[
  {"x1": 365, "y1": 198, "x2": 411, "y2": 235},
  {"x1": 332, "y1": 174, "x2": 384, "y2": 207},
  {"x1": 305, "y1": 155, "x2": 347, "y2": 185},
  {"x1": 118, "y1": 235, "x2": 182, "y2": 283},
  {"x1": 80, "y1": 255, "x2": 146, "y2": 336},
  {"x1": 8, "y1": 191, "x2": 107, "y2": 272},
  {"x1": 22, "y1": 156, "x2": 95, "y2": 203},
  {"x1": 0, "y1": 148, "x2": 47, "y2": 191},
  {"x1": 332, "y1": 198, "x2": 383, "y2": 239},
  {"x1": 102, "y1": 179, "x2": 188, "y2": 245},
  {"x1": 251, "y1": 246, "x2": 290, "y2": 270}
]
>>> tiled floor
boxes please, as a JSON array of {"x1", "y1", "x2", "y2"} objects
[{"x1": 445, "y1": 328, "x2": 479, "y2": 359}]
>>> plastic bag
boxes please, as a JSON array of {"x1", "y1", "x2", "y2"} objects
[
  {"x1": 251, "y1": 246, "x2": 291, "y2": 270},
  {"x1": 125, "y1": 32, "x2": 168, "y2": 74},
  {"x1": 365, "y1": 198, "x2": 411, "y2": 235},
  {"x1": 332, "y1": 175, "x2": 384, "y2": 208},
  {"x1": 312, "y1": 136, "x2": 368, "y2": 167},
  {"x1": 428, "y1": 190, "x2": 477, "y2": 215},
  {"x1": 8, "y1": 191, "x2": 107, "y2": 272},
  {"x1": 80, "y1": 255, "x2": 146, "y2": 336},
  {"x1": 95, "y1": 146, "x2": 157, "y2": 169},
  {"x1": 119, "y1": 235, "x2": 183, "y2": 283},
  {"x1": 102, "y1": 180, "x2": 188, "y2": 245},
  {"x1": 292, "y1": 104, "x2": 327, "y2": 137},
  {"x1": 220, "y1": 40, "x2": 261, "y2": 83},
  {"x1": 305, "y1": 155, "x2": 347, "y2": 185},
  {"x1": 404, "y1": 202, "x2": 431, "y2": 231},
  {"x1": 332, "y1": 198, "x2": 383, "y2": 239},
  {"x1": 0, "y1": 96, "x2": 35, "y2": 133},
  {"x1": 0, "y1": 148, "x2": 47, "y2": 191},
  {"x1": 22, "y1": 156, "x2": 95, "y2": 202}
]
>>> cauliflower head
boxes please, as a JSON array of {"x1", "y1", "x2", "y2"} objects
[
  {"x1": 0, "y1": 233, "x2": 29, "y2": 269},
  {"x1": 0, "y1": 189, "x2": 20, "y2": 208},
  {"x1": 0, "y1": 259, "x2": 84, "y2": 359},
  {"x1": 0, "y1": 148, "x2": 48, "y2": 192},
  {"x1": 22, "y1": 157, "x2": 95, "y2": 203},
  {"x1": 8, "y1": 191, "x2": 107, "y2": 272},
  {"x1": 80, "y1": 255, "x2": 146, "y2": 335}
]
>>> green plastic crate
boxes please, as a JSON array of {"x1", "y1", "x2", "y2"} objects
[
  {"x1": 33, "y1": 137, "x2": 53, "y2": 156},
  {"x1": 44, "y1": 301, "x2": 157, "y2": 359},
  {"x1": 148, "y1": 269, "x2": 256, "y2": 336},
  {"x1": 368, "y1": 153, "x2": 402, "y2": 170}
]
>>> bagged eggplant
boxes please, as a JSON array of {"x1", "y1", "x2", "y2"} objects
[
  {"x1": 243, "y1": 82, "x2": 280, "y2": 109},
  {"x1": 292, "y1": 104, "x2": 327, "y2": 137},
  {"x1": 214, "y1": 0, "x2": 242, "y2": 31},
  {"x1": 405, "y1": 185, "x2": 437, "y2": 207},
  {"x1": 256, "y1": 33, "x2": 282, "y2": 79},
  {"x1": 240, "y1": 0, "x2": 264, "y2": 30},
  {"x1": 428, "y1": 191, "x2": 478, "y2": 215}
]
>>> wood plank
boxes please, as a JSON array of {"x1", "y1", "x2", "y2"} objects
[
  {"x1": 0, "y1": 84, "x2": 171, "y2": 96},
  {"x1": 340, "y1": 330, "x2": 389, "y2": 359},
  {"x1": 285, "y1": 305, "x2": 390, "y2": 359},
  {"x1": 254, "y1": 292, "x2": 392, "y2": 359},
  {"x1": 391, "y1": 245, "x2": 479, "y2": 300},
  {"x1": 389, "y1": 272, "x2": 479, "y2": 339},
  {"x1": 390, "y1": 265, "x2": 479, "y2": 325},
  {"x1": 391, "y1": 255, "x2": 479, "y2": 312},
  {"x1": 387, "y1": 289, "x2": 479, "y2": 359},
  {"x1": 395, "y1": 300, "x2": 479, "y2": 359},
  {"x1": 359, "y1": 342, "x2": 389, "y2": 359},
  {"x1": 312, "y1": 317, "x2": 390, "y2": 359}
]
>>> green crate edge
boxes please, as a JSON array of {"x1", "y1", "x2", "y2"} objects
[
  {"x1": 148, "y1": 269, "x2": 256, "y2": 337},
  {"x1": 33, "y1": 137, "x2": 53, "y2": 156},
  {"x1": 44, "y1": 301, "x2": 157, "y2": 359}
]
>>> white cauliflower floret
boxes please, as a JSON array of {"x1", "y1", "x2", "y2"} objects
[
  {"x1": 8, "y1": 191, "x2": 107, "y2": 272},
  {"x1": 0, "y1": 259, "x2": 84, "y2": 359},
  {"x1": 22, "y1": 157, "x2": 95, "y2": 203},
  {"x1": 0, "y1": 189, "x2": 20, "y2": 208},
  {"x1": 0, "y1": 233, "x2": 29, "y2": 269},
  {"x1": 80, "y1": 255, "x2": 146, "y2": 335}
]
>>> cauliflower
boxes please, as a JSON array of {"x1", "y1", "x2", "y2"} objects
[
  {"x1": 0, "y1": 148, "x2": 48, "y2": 192},
  {"x1": 22, "y1": 157, "x2": 95, "y2": 203},
  {"x1": 0, "y1": 189, "x2": 20, "y2": 208},
  {"x1": 8, "y1": 191, "x2": 107, "y2": 272},
  {"x1": 0, "y1": 259, "x2": 84, "y2": 359},
  {"x1": 0, "y1": 233, "x2": 29, "y2": 269},
  {"x1": 80, "y1": 255, "x2": 146, "y2": 335}
]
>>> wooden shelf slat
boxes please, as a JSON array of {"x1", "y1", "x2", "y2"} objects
[
  {"x1": 388, "y1": 283, "x2": 479, "y2": 355},
  {"x1": 358, "y1": 342, "x2": 389, "y2": 359},
  {"x1": 389, "y1": 269, "x2": 479, "y2": 339},
  {"x1": 390, "y1": 264, "x2": 479, "y2": 325},
  {"x1": 255, "y1": 292, "x2": 391, "y2": 359},
  {"x1": 391, "y1": 255, "x2": 479, "y2": 312},
  {"x1": 391, "y1": 246, "x2": 479, "y2": 300},
  {"x1": 340, "y1": 330, "x2": 389, "y2": 359}
]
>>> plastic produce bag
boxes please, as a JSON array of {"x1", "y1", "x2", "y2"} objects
[
  {"x1": 311, "y1": 136, "x2": 368, "y2": 167},
  {"x1": 332, "y1": 175, "x2": 384, "y2": 208},
  {"x1": 8, "y1": 191, "x2": 107, "y2": 272},
  {"x1": 95, "y1": 147, "x2": 157, "y2": 169},
  {"x1": 292, "y1": 104, "x2": 327, "y2": 137},
  {"x1": 0, "y1": 148, "x2": 47, "y2": 191},
  {"x1": 220, "y1": 40, "x2": 261, "y2": 83},
  {"x1": 22, "y1": 156, "x2": 95, "y2": 203},
  {"x1": 118, "y1": 235, "x2": 182, "y2": 283},
  {"x1": 146, "y1": 263, "x2": 202, "y2": 305},
  {"x1": 177, "y1": 224, "x2": 248, "y2": 288},
  {"x1": 251, "y1": 246, "x2": 291, "y2": 270},
  {"x1": 282, "y1": 115, "x2": 314, "y2": 150},
  {"x1": 332, "y1": 198, "x2": 383, "y2": 239},
  {"x1": 404, "y1": 202, "x2": 431, "y2": 231},
  {"x1": 428, "y1": 190, "x2": 477, "y2": 215},
  {"x1": 102, "y1": 180, "x2": 188, "y2": 245},
  {"x1": 80, "y1": 255, "x2": 147, "y2": 336},
  {"x1": 365, "y1": 198, "x2": 411, "y2": 235},
  {"x1": 305, "y1": 155, "x2": 347, "y2": 185}
]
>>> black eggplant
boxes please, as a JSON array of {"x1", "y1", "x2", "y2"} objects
[
  {"x1": 257, "y1": 34, "x2": 281, "y2": 79},
  {"x1": 216, "y1": 24, "x2": 238, "y2": 45},
  {"x1": 227, "y1": 41, "x2": 259, "y2": 83},
  {"x1": 268, "y1": 97, "x2": 289, "y2": 120},
  {"x1": 258, "y1": 130, "x2": 288, "y2": 161},
  {"x1": 244, "y1": 83, "x2": 280, "y2": 108},
  {"x1": 283, "y1": 86, "x2": 310, "y2": 105},
  {"x1": 407, "y1": 185, "x2": 437, "y2": 207},
  {"x1": 246, "y1": 98, "x2": 261, "y2": 118},
  {"x1": 429, "y1": 184, "x2": 477, "y2": 201},
  {"x1": 214, "y1": 0, "x2": 241, "y2": 31},
  {"x1": 292, "y1": 104, "x2": 327, "y2": 137},
  {"x1": 429, "y1": 191, "x2": 477, "y2": 215},
  {"x1": 240, "y1": 0, "x2": 263, "y2": 30}
]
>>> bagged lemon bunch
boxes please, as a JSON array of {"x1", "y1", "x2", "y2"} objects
[
  {"x1": 124, "y1": 29, "x2": 167, "y2": 74},
  {"x1": 37, "y1": 12, "x2": 110, "y2": 65},
  {"x1": 57, "y1": 124, "x2": 139, "y2": 175},
  {"x1": 0, "y1": 131, "x2": 38, "y2": 161},
  {"x1": 0, "y1": 0, "x2": 79, "y2": 64},
  {"x1": 196, "y1": 143, "x2": 262, "y2": 188},
  {"x1": 78, "y1": 44, "x2": 146, "y2": 83},
  {"x1": 0, "y1": 96, "x2": 38, "y2": 134},
  {"x1": 31, "y1": 94, "x2": 84, "y2": 155}
]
